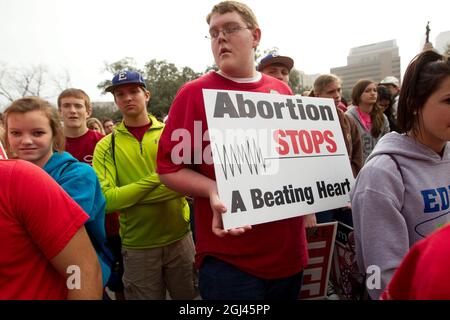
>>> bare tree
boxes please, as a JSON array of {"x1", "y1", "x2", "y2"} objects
[
  {"x1": 0, "y1": 63, "x2": 49, "y2": 102},
  {"x1": 0, "y1": 62, "x2": 15, "y2": 102},
  {"x1": 19, "y1": 65, "x2": 48, "y2": 97},
  {"x1": 52, "y1": 68, "x2": 72, "y2": 92},
  {"x1": 0, "y1": 62, "x2": 71, "y2": 109}
]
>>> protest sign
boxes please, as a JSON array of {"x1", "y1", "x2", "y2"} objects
[
  {"x1": 299, "y1": 222, "x2": 337, "y2": 300},
  {"x1": 203, "y1": 90, "x2": 354, "y2": 229},
  {"x1": 331, "y1": 221, "x2": 366, "y2": 300}
]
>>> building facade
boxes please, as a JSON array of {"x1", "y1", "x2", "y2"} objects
[{"x1": 330, "y1": 40, "x2": 401, "y2": 97}]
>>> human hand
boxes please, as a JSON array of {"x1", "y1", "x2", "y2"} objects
[
  {"x1": 209, "y1": 188, "x2": 251, "y2": 237},
  {"x1": 304, "y1": 213, "x2": 317, "y2": 228}
]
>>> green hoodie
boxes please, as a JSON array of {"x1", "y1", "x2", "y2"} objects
[{"x1": 92, "y1": 115, "x2": 190, "y2": 249}]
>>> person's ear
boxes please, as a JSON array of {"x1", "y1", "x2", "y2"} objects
[{"x1": 252, "y1": 27, "x2": 261, "y2": 49}]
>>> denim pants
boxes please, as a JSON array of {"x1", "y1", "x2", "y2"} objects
[{"x1": 199, "y1": 256, "x2": 303, "y2": 300}]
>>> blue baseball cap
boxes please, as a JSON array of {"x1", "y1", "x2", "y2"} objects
[
  {"x1": 257, "y1": 53, "x2": 294, "y2": 72},
  {"x1": 105, "y1": 70, "x2": 147, "y2": 93}
]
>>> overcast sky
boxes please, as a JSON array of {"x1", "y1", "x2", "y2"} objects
[{"x1": 0, "y1": 0, "x2": 449, "y2": 106}]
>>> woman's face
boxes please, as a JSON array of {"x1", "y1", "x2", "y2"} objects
[
  {"x1": 360, "y1": 83, "x2": 378, "y2": 106},
  {"x1": 7, "y1": 110, "x2": 54, "y2": 167},
  {"x1": 91, "y1": 123, "x2": 102, "y2": 132},
  {"x1": 378, "y1": 99, "x2": 391, "y2": 112},
  {"x1": 416, "y1": 75, "x2": 450, "y2": 153}
]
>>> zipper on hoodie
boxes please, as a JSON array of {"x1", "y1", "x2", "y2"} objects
[
  {"x1": 121, "y1": 117, "x2": 160, "y2": 155},
  {"x1": 121, "y1": 129, "x2": 144, "y2": 155}
]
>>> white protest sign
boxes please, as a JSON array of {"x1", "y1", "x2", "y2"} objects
[
  {"x1": 0, "y1": 141, "x2": 7, "y2": 160},
  {"x1": 203, "y1": 89, "x2": 355, "y2": 230}
]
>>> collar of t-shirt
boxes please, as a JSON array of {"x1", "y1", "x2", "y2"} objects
[
  {"x1": 216, "y1": 70, "x2": 262, "y2": 83},
  {"x1": 125, "y1": 122, "x2": 152, "y2": 142},
  {"x1": 356, "y1": 106, "x2": 372, "y2": 131}
]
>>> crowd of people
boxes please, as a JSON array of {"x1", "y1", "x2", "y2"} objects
[{"x1": 0, "y1": 0, "x2": 449, "y2": 300}]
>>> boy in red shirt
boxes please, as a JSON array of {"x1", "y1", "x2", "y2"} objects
[
  {"x1": 157, "y1": 1, "x2": 308, "y2": 300},
  {"x1": 58, "y1": 88, "x2": 104, "y2": 164}
]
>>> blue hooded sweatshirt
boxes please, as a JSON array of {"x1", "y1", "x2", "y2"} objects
[{"x1": 44, "y1": 151, "x2": 111, "y2": 286}]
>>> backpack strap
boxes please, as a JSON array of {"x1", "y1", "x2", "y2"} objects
[{"x1": 110, "y1": 130, "x2": 116, "y2": 167}]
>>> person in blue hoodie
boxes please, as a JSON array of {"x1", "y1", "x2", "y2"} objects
[
  {"x1": 350, "y1": 50, "x2": 450, "y2": 299},
  {"x1": 4, "y1": 96, "x2": 111, "y2": 288}
]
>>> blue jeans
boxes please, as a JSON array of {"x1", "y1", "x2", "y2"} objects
[{"x1": 199, "y1": 256, "x2": 303, "y2": 300}]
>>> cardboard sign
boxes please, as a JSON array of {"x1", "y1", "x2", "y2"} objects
[
  {"x1": 203, "y1": 90, "x2": 355, "y2": 229},
  {"x1": 0, "y1": 141, "x2": 7, "y2": 160},
  {"x1": 299, "y1": 222, "x2": 337, "y2": 300},
  {"x1": 330, "y1": 222, "x2": 366, "y2": 300}
]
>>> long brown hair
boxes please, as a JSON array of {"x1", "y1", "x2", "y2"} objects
[{"x1": 352, "y1": 80, "x2": 385, "y2": 138}]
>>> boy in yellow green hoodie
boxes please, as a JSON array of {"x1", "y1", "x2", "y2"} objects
[{"x1": 93, "y1": 70, "x2": 196, "y2": 300}]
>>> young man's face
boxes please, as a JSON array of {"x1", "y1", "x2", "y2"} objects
[
  {"x1": 317, "y1": 81, "x2": 342, "y2": 107},
  {"x1": 103, "y1": 120, "x2": 114, "y2": 134},
  {"x1": 209, "y1": 11, "x2": 260, "y2": 78},
  {"x1": 384, "y1": 84, "x2": 400, "y2": 96},
  {"x1": 113, "y1": 84, "x2": 150, "y2": 119},
  {"x1": 59, "y1": 97, "x2": 91, "y2": 129},
  {"x1": 261, "y1": 64, "x2": 290, "y2": 84}
]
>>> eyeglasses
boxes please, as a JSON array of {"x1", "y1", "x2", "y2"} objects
[{"x1": 205, "y1": 25, "x2": 251, "y2": 40}]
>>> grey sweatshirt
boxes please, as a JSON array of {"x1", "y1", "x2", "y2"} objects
[
  {"x1": 350, "y1": 132, "x2": 450, "y2": 299},
  {"x1": 346, "y1": 105, "x2": 390, "y2": 163}
]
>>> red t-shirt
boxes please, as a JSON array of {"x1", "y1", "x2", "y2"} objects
[
  {"x1": 381, "y1": 224, "x2": 450, "y2": 300},
  {"x1": 126, "y1": 123, "x2": 151, "y2": 142},
  {"x1": 157, "y1": 72, "x2": 308, "y2": 279},
  {"x1": 65, "y1": 129, "x2": 120, "y2": 237},
  {"x1": 65, "y1": 129, "x2": 104, "y2": 164},
  {"x1": 0, "y1": 160, "x2": 88, "y2": 299}
]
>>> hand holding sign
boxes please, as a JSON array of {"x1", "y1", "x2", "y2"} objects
[{"x1": 209, "y1": 185, "x2": 252, "y2": 237}]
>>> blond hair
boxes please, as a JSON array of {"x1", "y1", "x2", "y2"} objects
[{"x1": 86, "y1": 117, "x2": 105, "y2": 135}]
